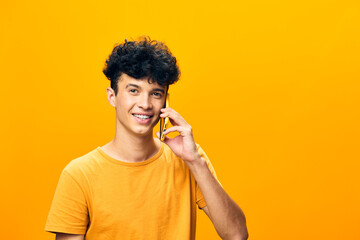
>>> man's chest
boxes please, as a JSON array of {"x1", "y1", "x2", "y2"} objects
[{"x1": 86, "y1": 163, "x2": 193, "y2": 228}]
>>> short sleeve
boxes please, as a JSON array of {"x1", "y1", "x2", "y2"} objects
[
  {"x1": 45, "y1": 169, "x2": 89, "y2": 235},
  {"x1": 195, "y1": 144, "x2": 222, "y2": 209}
]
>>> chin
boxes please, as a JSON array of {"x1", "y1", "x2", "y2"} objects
[
  {"x1": 132, "y1": 127, "x2": 154, "y2": 137},
  {"x1": 135, "y1": 121, "x2": 157, "y2": 133}
]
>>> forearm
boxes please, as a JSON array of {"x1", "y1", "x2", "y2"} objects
[{"x1": 187, "y1": 157, "x2": 248, "y2": 240}]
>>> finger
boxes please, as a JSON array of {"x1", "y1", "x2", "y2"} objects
[
  {"x1": 162, "y1": 134, "x2": 174, "y2": 146},
  {"x1": 159, "y1": 113, "x2": 175, "y2": 126},
  {"x1": 161, "y1": 107, "x2": 178, "y2": 114},
  {"x1": 160, "y1": 108, "x2": 189, "y2": 127},
  {"x1": 156, "y1": 131, "x2": 172, "y2": 143},
  {"x1": 163, "y1": 126, "x2": 188, "y2": 136}
]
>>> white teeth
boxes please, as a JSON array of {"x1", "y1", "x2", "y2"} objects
[{"x1": 133, "y1": 114, "x2": 151, "y2": 119}]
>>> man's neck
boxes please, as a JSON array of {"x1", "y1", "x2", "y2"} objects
[{"x1": 101, "y1": 126, "x2": 161, "y2": 163}]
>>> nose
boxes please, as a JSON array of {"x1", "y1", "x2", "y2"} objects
[{"x1": 137, "y1": 94, "x2": 152, "y2": 109}]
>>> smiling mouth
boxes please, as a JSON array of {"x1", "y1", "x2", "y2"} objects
[{"x1": 132, "y1": 114, "x2": 154, "y2": 120}]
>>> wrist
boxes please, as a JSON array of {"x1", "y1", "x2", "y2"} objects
[{"x1": 186, "y1": 156, "x2": 207, "y2": 176}]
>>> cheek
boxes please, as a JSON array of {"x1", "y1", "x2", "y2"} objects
[
  {"x1": 155, "y1": 99, "x2": 165, "y2": 109},
  {"x1": 116, "y1": 95, "x2": 136, "y2": 110}
]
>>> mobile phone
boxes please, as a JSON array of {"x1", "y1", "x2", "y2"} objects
[{"x1": 160, "y1": 92, "x2": 170, "y2": 141}]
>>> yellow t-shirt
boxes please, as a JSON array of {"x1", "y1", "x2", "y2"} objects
[{"x1": 45, "y1": 142, "x2": 220, "y2": 240}]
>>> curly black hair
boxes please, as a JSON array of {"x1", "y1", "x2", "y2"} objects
[{"x1": 103, "y1": 37, "x2": 180, "y2": 95}]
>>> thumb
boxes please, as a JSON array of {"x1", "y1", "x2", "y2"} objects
[{"x1": 155, "y1": 131, "x2": 160, "y2": 138}]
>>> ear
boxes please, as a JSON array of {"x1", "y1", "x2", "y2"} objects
[{"x1": 106, "y1": 87, "x2": 116, "y2": 107}]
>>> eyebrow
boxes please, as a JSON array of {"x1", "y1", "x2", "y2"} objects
[
  {"x1": 126, "y1": 84, "x2": 140, "y2": 89},
  {"x1": 125, "y1": 84, "x2": 165, "y2": 94},
  {"x1": 153, "y1": 88, "x2": 165, "y2": 94}
]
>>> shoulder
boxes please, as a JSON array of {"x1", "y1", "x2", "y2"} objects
[
  {"x1": 161, "y1": 143, "x2": 190, "y2": 171},
  {"x1": 161, "y1": 142, "x2": 180, "y2": 161},
  {"x1": 62, "y1": 147, "x2": 101, "y2": 179}
]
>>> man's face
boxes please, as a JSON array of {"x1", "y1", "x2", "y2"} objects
[{"x1": 109, "y1": 73, "x2": 166, "y2": 137}]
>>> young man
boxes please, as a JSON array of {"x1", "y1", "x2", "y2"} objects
[{"x1": 45, "y1": 38, "x2": 248, "y2": 240}]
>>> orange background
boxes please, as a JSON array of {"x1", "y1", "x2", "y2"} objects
[{"x1": 1, "y1": 0, "x2": 359, "y2": 239}]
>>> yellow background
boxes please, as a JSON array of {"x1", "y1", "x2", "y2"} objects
[{"x1": 1, "y1": 0, "x2": 359, "y2": 239}]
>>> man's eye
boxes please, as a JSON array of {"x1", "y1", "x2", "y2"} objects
[
  {"x1": 153, "y1": 92, "x2": 162, "y2": 97},
  {"x1": 130, "y1": 89, "x2": 138, "y2": 93}
]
